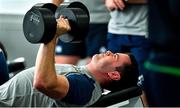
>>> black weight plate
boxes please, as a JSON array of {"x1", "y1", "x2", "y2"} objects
[
  {"x1": 23, "y1": 8, "x2": 45, "y2": 43},
  {"x1": 56, "y1": 8, "x2": 78, "y2": 42},
  {"x1": 23, "y1": 8, "x2": 56, "y2": 43},
  {"x1": 67, "y1": 2, "x2": 90, "y2": 42},
  {"x1": 55, "y1": 8, "x2": 89, "y2": 43},
  {"x1": 55, "y1": 1, "x2": 90, "y2": 43},
  {"x1": 69, "y1": 8, "x2": 89, "y2": 42},
  {"x1": 33, "y1": 3, "x2": 57, "y2": 13},
  {"x1": 67, "y1": 1, "x2": 90, "y2": 19},
  {"x1": 40, "y1": 8, "x2": 57, "y2": 43},
  {"x1": 55, "y1": 2, "x2": 73, "y2": 19}
]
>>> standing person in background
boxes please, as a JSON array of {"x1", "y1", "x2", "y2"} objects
[
  {"x1": 105, "y1": 0, "x2": 151, "y2": 106},
  {"x1": 143, "y1": 0, "x2": 180, "y2": 106},
  {"x1": 53, "y1": 0, "x2": 110, "y2": 65}
]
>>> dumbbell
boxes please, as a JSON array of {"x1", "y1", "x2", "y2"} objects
[{"x1": 23, "y1": 2, "x2": 89, "y2": 44}]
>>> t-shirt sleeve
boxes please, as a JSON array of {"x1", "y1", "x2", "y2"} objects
[{"x1": 61, "y1": 73, "x2": 95, "y2": 105}]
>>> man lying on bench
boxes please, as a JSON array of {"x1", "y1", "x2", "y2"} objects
[{"x1": 0, "y1": 17, "x2": 138, "y2": 107}]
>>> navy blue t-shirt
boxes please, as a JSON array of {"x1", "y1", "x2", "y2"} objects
[{"x1": 62, "y1": 73, "x2": 95, "y2": 105}]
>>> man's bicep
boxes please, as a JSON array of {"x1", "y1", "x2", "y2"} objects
[{"x1": 41, "y1": 75, "x2": 69, "y2": 99}]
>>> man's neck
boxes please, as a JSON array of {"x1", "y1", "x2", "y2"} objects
[{"x1": 86, "y1": 63, "x2": 110, "y2": 86}]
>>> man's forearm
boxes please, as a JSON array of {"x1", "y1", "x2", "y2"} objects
[
  {"x1": 33, "y1": 0, "x2": 64, "y2": 87},
  {"x1": 33, "y1": 15, "x2": 71, "y2": 99},
  {"x1": 125, "y1": 0, "x2": 147, "y2": 4},
  {"x1": 34, "y1": 37, "x2": 58, "y2": 89}
]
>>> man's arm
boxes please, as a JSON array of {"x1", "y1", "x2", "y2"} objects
[
  {"x1": 105, "y1": 0, "x2": 147, "y2": 11},
  {"x1": 33, "y1": 17, "x2": 71, "y2": 99},
  {"x1": 105, "y1": 0, "x2": 125, "y2": 11},
  {"x1": 51, "y1": 0, "x2": 64, "y2": 6}
]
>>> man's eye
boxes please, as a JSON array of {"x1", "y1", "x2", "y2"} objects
[
  {"x1": 112, "y1": 55, "x2": 116, "y2": 58},
  {"x1": 113, "y1": 54, "x2": 119, "y2": 60}
]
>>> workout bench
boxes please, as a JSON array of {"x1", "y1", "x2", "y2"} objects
[{"x1": 91, "y1": 86, "x2": 142, "y2": 107}]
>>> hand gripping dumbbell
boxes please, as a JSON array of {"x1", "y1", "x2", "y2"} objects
[{"x1": 23, "y1": 2, "x2": 90, "y2": 44}]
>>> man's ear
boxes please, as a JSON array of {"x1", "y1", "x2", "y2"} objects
[{"x1": 107, "y1": 71, "x2": 121, "y2": 80}]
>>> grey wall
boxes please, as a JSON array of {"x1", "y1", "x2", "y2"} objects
[
  {"x1": 0, "y1": 0, "x2": 52, "y2": 68},
  {"x1": 0, "y1": 14, "x2": 40, "y2": 68}
]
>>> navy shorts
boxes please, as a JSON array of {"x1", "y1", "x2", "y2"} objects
[{"x1": 56, "y1": 24, "x2": 108, "y2": 58}]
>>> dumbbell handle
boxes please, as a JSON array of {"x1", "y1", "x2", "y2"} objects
[{"x1": 55, "y1": 16, "x2": 71, "y2": 37}]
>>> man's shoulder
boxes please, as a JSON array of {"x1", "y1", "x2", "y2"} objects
[{"x1": 55, "y1": 64, "x2": 80, "y2": 75}]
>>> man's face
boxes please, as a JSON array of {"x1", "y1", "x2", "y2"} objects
[{"x1": 91, "y1": 51, "x2": 130, "y2": 73}]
